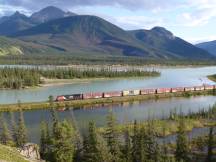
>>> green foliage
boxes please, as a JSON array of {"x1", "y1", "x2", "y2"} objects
[
  {"x1": 0, "y1": 67, "x2": 159, "y2": 89},
  {"x1": 0, "y1": 144, "x2": 29, "y2": 162},
  {"x1": 206, "y1": 127, "x2": 214, "y2": 162},
  {"x1": 105, "y1": 110, "x2": 123, "y2": 162},
  {"x1": 40, "y1": 121, "x2": 51, "y2": 159},
  {"x1": 83, "y1": 122, "x2": 111, "y2": 162},
  {"x1": 52, "y1": 120, "x2": 75, "y2": 162},
  {"x1": 16, "y1": 110, "x2": 27, "y2": 147},
  {"x1": 175, "y1": 119, "x2": 190, "y2": 162},
  {"x1": 0, "y1": 114, "x2": 14, "y2": 146},
  {"x1": 0, "y1": 67, "x2": 41, "y2": 89}
]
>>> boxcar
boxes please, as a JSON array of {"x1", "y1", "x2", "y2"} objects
[
  {"x1": 123, "y1": 90, "x2": 140, "y2": 96},
  {"x1": 156, "y1": 88, "x2": 171, "y2": 94},
  {"x1": 83, "y1": 92, "x2": 103, "y2": 99},
  {"x1": 56, "y1": 96, "x2": 66, "y2": 101},
  {"x1": 184, "y1": 87, "x2": 195, "y2": 92},
  {"x1": 64, "y1": 94, "x2": 83, "y2": 100},
  {"x1": 103, "y1": 91, "x2": 122, "y2": 98},
  {"x1": 194, "y1": 86, "x2": 205, "y2": 91},
  {"x1": 204, "y1": 85, "x2": 214, "y2": 90},
  {"x1": 171, "y1": 87, "x2": 184, "y2": 93},
  {"x1": 141, "y1": 89, "x2": 156, "y2": 95}
]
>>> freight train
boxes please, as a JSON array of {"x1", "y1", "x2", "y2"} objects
[{"x1": 56, "y1": 85, "x2": 215, "y2": 102}]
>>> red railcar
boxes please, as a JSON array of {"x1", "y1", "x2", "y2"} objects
[
  {"x1": 204, "y1": 85, "x2": 214, "y2": 90},
  {"x1": 83, "y1": 92, "x2": 103, "y2": 99},
  {"x1": 156, "y1": 88, "x2": 171, "y2": 94},
  {"x1": 56, "y1": 96, "x2": 66, "y2": 101},
  {"x1": 140, "y1": 89, "x2": 156, "y2": 95},
  {"x1": 171, "y1": 87, "x2": 185, "y2": 93},
  {"x1": 103, "y1": 91, "x2": 122, "y2": 98}
]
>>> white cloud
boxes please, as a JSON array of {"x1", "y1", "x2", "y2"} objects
[
  {"x1": 112, "y1": 16, "x2": 165, "y2": 30},
  {"x1": 0, "y1": 4, "x2": 30, "y2": 16},
  {"x1": 177, "y1": 0, "x2": 216, "y2": 27}
]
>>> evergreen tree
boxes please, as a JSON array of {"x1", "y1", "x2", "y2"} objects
[
  {"x1": 53, "y1": 120, "x2": 74, "y2": 162},
  {"x1": 9, "y1": 111, "x2": 17, "y2": 143},
  {"x1": 0, "y1": 114, "x2": 13, "y2": 146},
  {"x1": 206, "y1": 127, "x2": 214, "y2": 162},
  {"x1": 105, "y1": 110, "x2": 122, "y2": 162},
  {"x1": 143, "y1": 121, "x2": 161, "y2": 162},
  {"x1": 131, "y1": 120, "x2": 144, "y2": 162},
  {"x1": 40, "y1": 121, "x2": 51, "y2": 160},
  {"x1": 16, "y1": 110, "x2": 27, "y2": 147},
  {"x1": 175, "y1": 119, "x2": 190, "y2": 162},
  {"x1": 123, "y1": 125, "x2": 132, "y2": 162},
  {"x1": 83, "y1": 122, "x2": 101, "y2": 162}
]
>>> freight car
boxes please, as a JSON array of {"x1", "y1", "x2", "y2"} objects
[
  {"x1": 83, "y1": 92, "x2": 103, "y2": 99},
  {"x1": 123, "y1": 90, "x2": 140, "y2": 96},
  {"x1": 156, "y1": 88, "x2": 171, "y2": 94},
  {"x1": 55, "y1": 85, "x2": 216, "y2": 102},
  {"x1": 171, "y1": 87, "x2": 185, "y2": 93},
  {"x1": 194, "y1": 86, "x2": 205, "y2": 91},
  {"x1": 140, "y1": 89, "x2": 156, "y2": 95},
  {"x1": 103, "y1": 91, "x2": 122, "y2": 98},
  {"x1": 184, "y1": 87, "x2": 195, "y2": 92},
  {"x1": 204, "y1": 85, "x2": 215, "y2": 90}
]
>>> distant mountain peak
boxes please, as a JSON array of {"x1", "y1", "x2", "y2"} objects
[
  {"x1": 151, "y1": 26, "x2": 174, "y2": 39},
  {"x1": 30, "y1": 6, "x2": 76, "y2": 23}
]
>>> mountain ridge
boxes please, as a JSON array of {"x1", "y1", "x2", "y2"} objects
[{"x1": 0, "y1": 6, "x2": 214, "y2": 60}]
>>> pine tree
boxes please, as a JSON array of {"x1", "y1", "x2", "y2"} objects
[
  {"x1": 83, "y1": 122, "x2": 101, "y2": 162},
  {"x1": 53, "y1": 120, "x2": 74, "y2": 162},
  {"x1": 206, "y1": 127, "x2": 214, "y2": 162},
  {"x1": 123, "y1": 125, "x2": 132, "y2": 162},
  {"x1": 40, "y1": 121, "x2": 51, "y2": 160},
  {"x1": 105, "y1": 110, "x2": 122, "y2": 162},
  {"x1": 16, "y1": 110, "x2": 27, "y2": 147},
  {"x1": 9, "y1": 111, "x2": 17, "y2": 143},
  {"x1": 0, "y1": 114, "x2": 13, "y2": 146},
  {"x1": 175, "y1": 119, "x2": 190, "y2": 162},
  {"x1": 144, "y1": 121, "x2": 161, "y2": 162},
  {"x1": 132, "y1": 120, "x2": 144, "y2": 162}
]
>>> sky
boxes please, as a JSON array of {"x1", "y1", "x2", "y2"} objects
[{"x1": 0, "y1": 0, "x2": 216, "y2": 43}]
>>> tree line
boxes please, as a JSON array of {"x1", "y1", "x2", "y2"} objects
[
  {"x1": 0, "y1": 67, "x2": 41, "y2": 89},
  {"x1": 0, "y1": 98, "x2": 215, "y2": 162},
  {"x1": 0, "y1": 67, "x2": 160, "y2": 89}
]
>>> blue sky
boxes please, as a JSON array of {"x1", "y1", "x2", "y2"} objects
[{"x1": 0, "y1": 0, "x2": 216, "y2": 43}]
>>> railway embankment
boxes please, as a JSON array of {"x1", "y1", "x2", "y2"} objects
[{"x1": 0, "y1": 89, "x2": 215, "y2": 112}]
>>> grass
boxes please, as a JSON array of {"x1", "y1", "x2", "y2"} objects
[
  {"x1": 97, "y1": 118, "x2": 215, "y2": 137},
  {"x1": 0, "y1": 144, "x2": 29, "y2": 162},
  {"x1": 208, "y1": 74, "x2": 216, "y2": 82},
  {"x1": 0, "y1": 89, "x2": 215, "y2": 112}
]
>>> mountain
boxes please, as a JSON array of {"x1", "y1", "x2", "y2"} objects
[
  {"x1": 128, "y1": 27, "x2": 213, "y2": 59},
  {"x1": 12, "y1": 15, "x2": 169, "y2": 58},
  {"x1": 12, "y1": 16, "x2": 213, "y2": 59},
  {"x1": 0, "y1": 12, "x2": 35, "y2": 35},
  {"x1": 0, "y1": 36, "x2": 60, "y2": 56},
  {"x1": 196, "y1": 41, "x2": 216, "y2": 56},
  {"x1": 30, "y1": 6, "x2": 76, "y2": 24},
  {"x1": 0, "y1": 6, "x2": 76, "y2": 36}
]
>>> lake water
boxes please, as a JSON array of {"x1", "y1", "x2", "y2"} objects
[
  {"x1": 0, "y1": 66, "x2": 216, "y2": 104},
  {"x1": 2, "y1": 95, "x2": 216, "y2": 143}
]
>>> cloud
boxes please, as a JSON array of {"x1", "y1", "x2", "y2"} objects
[
  {"x1": 0, "y1": 0, "x2": 179, "y2": 12},
  {"x1": 111, "y1": 16, "x2": 165, "y2": 30},
  {"x1": 177, "y1": 0, "x2": 216, "y2": 27},
  {"x1": 0, "y1": 4, "x2": 30, "y2": 16}
]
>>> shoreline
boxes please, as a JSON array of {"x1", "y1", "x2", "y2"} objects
[
  {"x1": 208, "y1": 75, "x2": 216, "y2": 82},
  {"x1": 0, "y1": 89, "x2": 214, "y2": 112}
]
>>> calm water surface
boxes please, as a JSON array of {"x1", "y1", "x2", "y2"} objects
[
  {"x1": 2, "y1": 95, "x2": 216, "y2": 143},
  {"x1": 0, "y1": 66, "x2": 216, "y2": 104}
]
